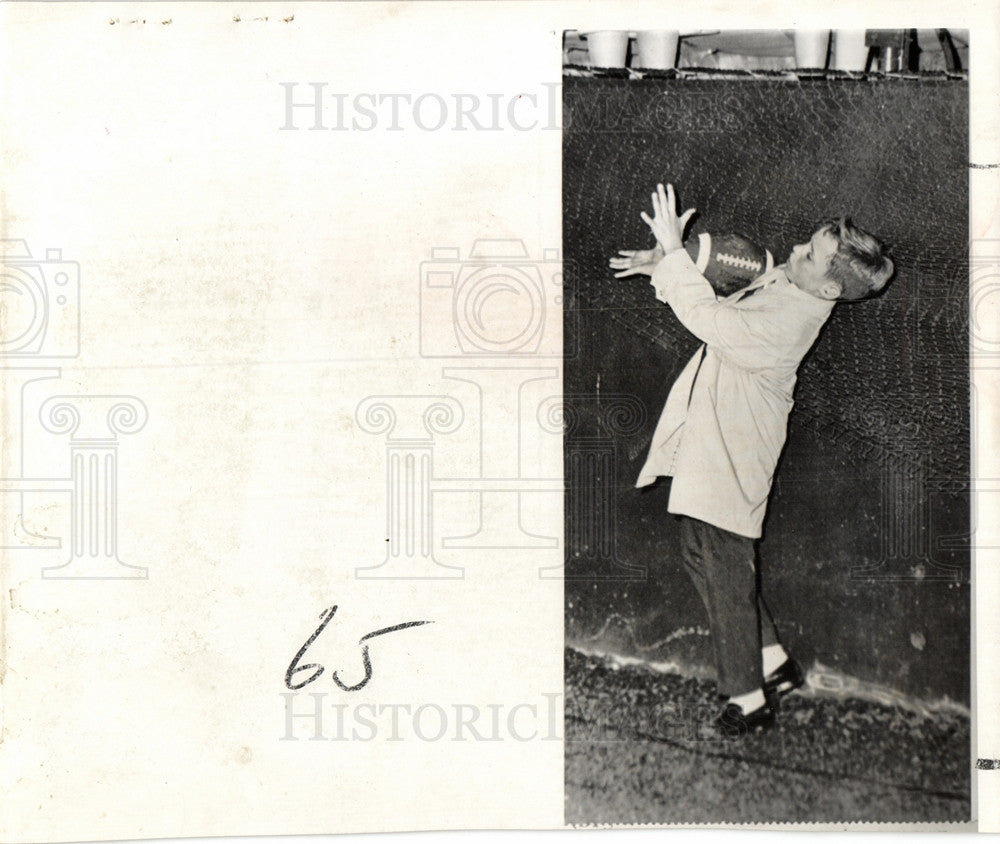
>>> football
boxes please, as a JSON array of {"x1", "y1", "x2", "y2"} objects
[{"x1": 684, "y1": 232, "x2": 774, "y2": 298}]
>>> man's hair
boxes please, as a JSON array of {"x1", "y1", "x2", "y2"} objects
[{"x1": 821, "y1": 218, "x2": 895, "y2": 301}]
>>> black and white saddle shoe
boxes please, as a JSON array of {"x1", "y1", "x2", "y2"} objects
[
  {"x1": 712, "y1": 700, "x2": 776, "y2": 738},
  {"x1": 763, "y1": 658, "x2": 805, "y2": 700}
]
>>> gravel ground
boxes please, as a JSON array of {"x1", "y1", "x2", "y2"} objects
[{"x1": 565, "y1": 649, "x2": 971, "y2": 825}]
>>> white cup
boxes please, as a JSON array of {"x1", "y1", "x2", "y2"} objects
[
  {"x1": 833, "y1": 30, "x2": 870, "y2": 71},
  {"x1": 793, "y1": 30, "x2": 831, "y2": 69},
  {"x1": 636, "y1": 30, "x2": 680, "y2": 69},
  {"x1": 586, "y1": 30, "x2": 630, "y2": 68}
]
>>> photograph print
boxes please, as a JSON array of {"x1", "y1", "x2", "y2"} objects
[{"x1": 561, "y1": 28, "x2": 971, "y2": 824}]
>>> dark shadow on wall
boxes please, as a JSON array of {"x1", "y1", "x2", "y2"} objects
[{"x1": 562, "y1": 75, "x2": 970, "y2": 705}]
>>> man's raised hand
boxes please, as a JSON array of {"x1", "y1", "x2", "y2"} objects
[
  {"x1": 640, "y1": 183, "x2": 696, "y2": 254},
  {"x1": 608, "y1": 245, "x2": 664, "y2": 278}
]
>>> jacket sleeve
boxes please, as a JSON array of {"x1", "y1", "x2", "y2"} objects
[{"x1": 650, "y1": 247, "x2": 793, "y2": 370}]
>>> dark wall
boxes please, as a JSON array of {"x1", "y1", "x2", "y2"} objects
[{"x1": 563, "y1": 75, "x2": 970, "y2": 704}]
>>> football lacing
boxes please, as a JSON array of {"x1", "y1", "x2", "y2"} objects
[{"x1": 715, "y1": 252, "x2": 763, "y2": 272}]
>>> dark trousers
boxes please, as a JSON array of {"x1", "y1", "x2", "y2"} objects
[{"x1": 678, "y1": 515, "x2": 780, "y2": 698}]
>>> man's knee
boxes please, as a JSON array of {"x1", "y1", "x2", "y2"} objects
[{"x1": 701, "y1": 531, "x2": 756, "y2": 590}]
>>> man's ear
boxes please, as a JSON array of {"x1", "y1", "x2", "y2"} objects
[
  {"x1": 876, "y1": 258, "x2": 895, "y2": 286},
  {"x1": 819, "y1": 281, "x2": 842, "y2": 300}
]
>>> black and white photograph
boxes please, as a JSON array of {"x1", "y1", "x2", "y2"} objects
[
  {"x1": 562, "y1": 28, "x2": 972, "y2": 823},
  {"x1": 1, "y1": 5, "x2": 997, "y2": 841}
]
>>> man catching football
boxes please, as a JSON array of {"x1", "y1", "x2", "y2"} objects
[{"x1": 609, "y1": 183, "x2": 894, "y2": 737}]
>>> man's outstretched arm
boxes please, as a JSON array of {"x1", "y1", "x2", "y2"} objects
[
  {"x1": 641, "y1": 183, "x2": 807, "y2": 370},
  {"x1": 650, "y1": 249, "x2": 788, "y2": 369}
]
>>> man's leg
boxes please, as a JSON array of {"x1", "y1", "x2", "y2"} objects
[
  {"x1": 678, "y1": 517, "x2": 762, "y2": 699},
  {"x1": 758, "y1": 591, "x2": 792, "y2": 675},
  {"x1": 677, "y1": 516, "x2": 725, "y2": 691},
  {"x1": 758, "y1": 593, "x2": 780, "y2": 648},
  {"x1": 758, "y1": 582, "x2": 805, "y2": 695},
  {"x1": 677, "y1": 515, "x2": 712, "y2": 608}
]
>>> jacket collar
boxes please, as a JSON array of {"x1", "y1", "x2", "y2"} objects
[
  {"x1": 772, "y1": 265, "x2": 837, "y2": 315},
  {"x1": 727, "y1": 265, "x2": 835, "y2": 317}
]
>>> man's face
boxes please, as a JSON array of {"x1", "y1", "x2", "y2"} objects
[{"x1": 786, "y1": 227, "x2": 842, "y2": 300}]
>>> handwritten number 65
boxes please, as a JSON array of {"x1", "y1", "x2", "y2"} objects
[{"x1": 285, "y1": 605, "x2": 432, "y2": 691}]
